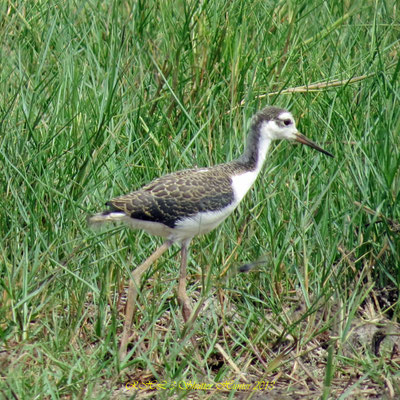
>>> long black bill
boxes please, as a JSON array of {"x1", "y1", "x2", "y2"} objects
[{"x1": 294, "y1": 132, "x2": 334, "y2": 158}]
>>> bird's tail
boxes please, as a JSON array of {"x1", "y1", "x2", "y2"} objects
[{"x1": 87, "y1": 210, "x2": 127, "y2": 227}]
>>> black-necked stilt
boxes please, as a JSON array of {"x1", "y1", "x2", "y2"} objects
[{"x1": 88, "y1": 106, "x2": 333, "y2": 359}]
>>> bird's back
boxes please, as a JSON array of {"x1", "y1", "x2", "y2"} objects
[
  {"x1": 106, "y1": 162, "x2": 249, "y2": 227},
  {"x1": 88, "y1": 161, "x2": 252, "y2": 239}
]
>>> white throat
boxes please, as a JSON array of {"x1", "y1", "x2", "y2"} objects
[
  {"x1": 254, "y1": 134, "x2": 272, "y2": 173},
  {"x1": 231, "y1": 135, "x2": 272, "y2": 205}
]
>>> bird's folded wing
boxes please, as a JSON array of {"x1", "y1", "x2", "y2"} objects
[{"x1": 106, "y1": 167, "x2": 235, "y2": 227}]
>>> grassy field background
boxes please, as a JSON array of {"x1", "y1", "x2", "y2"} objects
[{"x1": 1, "y1": 0, "x2": 399, "y2": 398}]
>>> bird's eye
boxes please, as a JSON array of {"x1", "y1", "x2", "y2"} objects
[{"x1": 283, "y1": 119, "x2": 292, "y2": 126}]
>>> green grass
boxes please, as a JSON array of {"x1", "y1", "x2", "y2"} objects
[{"x1": 1, "y1": 0, "x2": 399, "y2": 398}]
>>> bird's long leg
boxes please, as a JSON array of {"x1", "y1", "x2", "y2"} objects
[
  {"x1": 177, "y1": 240, "x2": 205, "y2": 364},
  {"x1": 177, "y1": 239, "x2": 192, "y2": 323},
  {"x1": 119, "y1": 240, "x2": 173, "y2": 361}
]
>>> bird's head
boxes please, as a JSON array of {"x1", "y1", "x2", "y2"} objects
[{"x1": 253, "y1": 106, "x2": 333, "y2": 157}]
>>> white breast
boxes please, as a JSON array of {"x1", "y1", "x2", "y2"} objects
[
  {"x1": 172, "y1": 168, "x2": 261, "y2": 242},
  {"x1": 230, "y1": 169, "x2": 260, "y2": 204}
]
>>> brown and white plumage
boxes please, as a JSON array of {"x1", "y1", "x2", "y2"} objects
[
  {"x1": 88, "y1": 106, "x2": 333, "y2": 360},
  {"x1": 89, "y1": 162, "x2": 251, "y2": 239},
  {"x1": 88, "y1": 106, "x2": 332, "y2": 240}
]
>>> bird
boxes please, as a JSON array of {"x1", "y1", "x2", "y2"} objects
[{"x1": 88, "y1": 106, "x2": 333, "y2": 359}]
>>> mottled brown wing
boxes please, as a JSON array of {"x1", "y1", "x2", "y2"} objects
[{"x1": 106, "y1": 166, "x2": 235, "y2": 228}]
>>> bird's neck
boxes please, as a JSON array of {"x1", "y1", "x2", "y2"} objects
[{"x1": 237, "y1": 126, "x2": 272, "y2": 173}]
